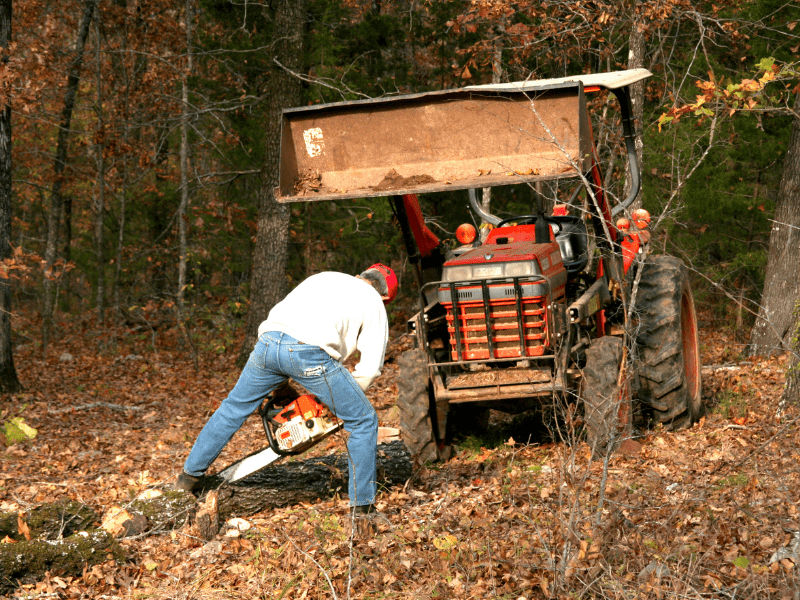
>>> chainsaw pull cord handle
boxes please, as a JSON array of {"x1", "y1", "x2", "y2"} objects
[{"x1": 259, "y1": 394, "x2": 305, "y2": 456}]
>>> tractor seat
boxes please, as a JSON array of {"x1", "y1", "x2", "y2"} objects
[{"x1": 553, "y1": 215, "x2": 588, "y2": 274}]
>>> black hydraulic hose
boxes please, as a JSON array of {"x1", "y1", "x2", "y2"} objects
[
  {"x1": 610, "y1": 87, "x2": 640, "y2": 217},
  {"x1": 468, "y1": 188, "x2": 501, "y2": 226}
]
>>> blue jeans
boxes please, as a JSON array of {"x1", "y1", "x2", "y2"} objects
[{"x1": 183, "y1": 331, "x2": 378, "y2": 507}]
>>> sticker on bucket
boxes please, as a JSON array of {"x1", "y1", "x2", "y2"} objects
[{"x1": 303, "y1": 128, "x2": 325, "y2": 157}]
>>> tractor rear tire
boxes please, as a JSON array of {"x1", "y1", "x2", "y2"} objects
[
  {"x1": 634, "y1": 255, "x2": 703, "y2": 429},
  {"x1": 397, "y1": 349, "x2": 440, "y2": 463},
  {"x1": 581, "y1": 336, "x2": 630, "y2": 457}
]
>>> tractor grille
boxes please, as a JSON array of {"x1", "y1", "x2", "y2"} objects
[{"x1": 441, "y1": 280, "x2": 549, "y2": 361}]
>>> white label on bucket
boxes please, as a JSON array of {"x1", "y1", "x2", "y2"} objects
[{"x1": 303, "y1": 128, "x2": 325, "y2": 157}]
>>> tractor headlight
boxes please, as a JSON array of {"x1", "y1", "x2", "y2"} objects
[
  {"x1": 443, "y1": 265, "x2": 471, "y2": 281},
  {"x1": 504, "y1": 261, "x2": 535, "y2": 277},
  {"x1": 472, "y1": 264, "x2": 504, "y2": 278},
  {"x1": 443, "y1": 261, "x2": 539, "y2": 282}
]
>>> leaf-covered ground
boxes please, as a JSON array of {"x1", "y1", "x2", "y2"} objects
[{"x1": 2, "y1": 309, "x2": 800, "y2": 599}]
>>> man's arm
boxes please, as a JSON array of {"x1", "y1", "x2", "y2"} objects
[{"x1": 350, "y1": 304, "x2": 389, "y2": 392}]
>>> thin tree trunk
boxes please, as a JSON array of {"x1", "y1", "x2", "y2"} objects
[
  {"x1": 93, "y1": 11, "x2": 106, "y2": 327},
  {"x1": 113, "y1": 136, "x2": 127, "y2": 313},
  {"x1": 177, "y1": 0, "x2": 193, "y2": 308},
  {"x1": 240, "y1": 0, "x2": 306, "y2": 362},
  {"x1": 748, "y1": 91, "x2": 800, "y2": 356},
  {"x1": 480, "y1": 25, "x2": 504, "y2": 240},
  {"x1": 42, "y1": 0, "x2": 96, "y2": 355},
  {"x1": 0, "y1": 0, "x2": 20, "y2": 393},
  {"x1": 113, "y1": 14, "x2": 132, "y2": 313},
  {"x1": 61, "y1": 196, "x2": 72, "y2": 306},
  {"x1": 623, "y1": 2, "x2": 646, "y2": 211},
  {"x1": 175, "y1": 0, "x2": 199, "y2": 371}
]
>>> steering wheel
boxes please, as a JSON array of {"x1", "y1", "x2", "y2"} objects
[{"x1": 496, "y1": 215, "x2": 562, "y2": 235}]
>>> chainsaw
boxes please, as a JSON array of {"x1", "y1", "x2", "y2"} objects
[{"x1": 216, "y1": 393, "x2": 342, "y2": 483}]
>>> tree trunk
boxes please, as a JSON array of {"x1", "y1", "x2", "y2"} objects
[
  {"x1": 93, "y1": 12, "x2": 106, "y2": 326},
  {"x1": 748, "y1": 91, "x2": 800, "y2": 357},
  {"x1": 0, "y1": 0, "x2": 20, "y2": 393},
  {"x1": 177, "y1": 0, "x2": 193, "y2": 308},
  {"x1": 480, "y1": 34, "x2": 504, "y2": 239},
  {"x1": 240, "y1": 0, "x2": 306, "y2": 362},
  {"x1": 784, "y1": 313, "x2": 799, "y2": 403},
  {"x1": 42, "y1": 0, "x2": 96, "y2": 355}
]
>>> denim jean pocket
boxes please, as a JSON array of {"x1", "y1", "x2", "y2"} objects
[
  {"x1": 289, "y1": 345, "x2": 336, "y2": 379},
  {"x1": 247, "y1": 339, "x2": 270, "y2": 372}
]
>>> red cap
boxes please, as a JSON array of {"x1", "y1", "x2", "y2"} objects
[{"x1": 368, "y1": 263, "x2": 399, "y2": 304}]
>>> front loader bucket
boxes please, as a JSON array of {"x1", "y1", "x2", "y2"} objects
[{"x1": 276, "y1": 81, "x2": 595, "y2": 203}]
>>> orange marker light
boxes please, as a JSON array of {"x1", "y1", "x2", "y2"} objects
[
  {"x1": 456, "y1": 223, "x2": 477, "y2": 244},
  {"x1": 631, "y1": 209, "x2": 651, "y2": 229},
  {"x1": 553, "y1": 204, "x2": 569, "y2": 216}
]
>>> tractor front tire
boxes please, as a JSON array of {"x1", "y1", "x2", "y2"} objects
[
  {"x1": 581, "y1": 336, "x2": 630, "y2": 457},
  {"x1": 397, "y1": 349, "x2": 440, "y2": 463},
  {"x1": 635, "y1": 255, "x2": 703, "y2": 429}
]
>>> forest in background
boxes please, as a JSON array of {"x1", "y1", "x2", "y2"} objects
[
  {"x1": 2, "y1": 2, "x2": 800, "y2": 598},
  {"x1": 0, "y1": 0, "x2": 799, "y2": 385}
]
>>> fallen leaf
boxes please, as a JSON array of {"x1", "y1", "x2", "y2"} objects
[{"x1": 17, "y1": 512, "x2": 31, "y2": 541}]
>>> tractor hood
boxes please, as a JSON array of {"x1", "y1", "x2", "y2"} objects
[{"x1": 441, "y1": 225, "x2": 566, "y2": 285}]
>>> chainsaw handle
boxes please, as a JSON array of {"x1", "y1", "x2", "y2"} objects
[{"x1": 260, "y1": 395, "x2": 305, "y2": 456}]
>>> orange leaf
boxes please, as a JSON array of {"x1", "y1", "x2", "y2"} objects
[{"x1": 17, "y1": 513, "x2": 31, "y2": 541}]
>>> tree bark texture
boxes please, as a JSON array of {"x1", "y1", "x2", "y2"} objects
[
  {"x1": 240, "y1": 0, "x2": 306, "y2": 362},
  {"x1": 42, "y1": 0, "x2": 96, "y2": 353},
  {"x1": 0, "y1": 531, "x2": 124, "y2": 594},
  {"x1": 0, "y1": 0, "x2": 20, "y2": 392},
  {"x1": 748, "y1": 91, "x2": 800, "y2": 357},
  {"x1": 93, "y1": 12, "x2": 106, "y2": 324},
  {"x1": 178, "y1": 0, "x2": 193, "y2": 308}
]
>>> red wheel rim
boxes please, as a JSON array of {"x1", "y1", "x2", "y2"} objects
[{"x1": 680, "y1": 287, "x2": 700, "y2": 400}]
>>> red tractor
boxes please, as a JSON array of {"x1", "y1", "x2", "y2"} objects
[{"x1": 275, "y1": 69, "x2": 702, "y2": 461}]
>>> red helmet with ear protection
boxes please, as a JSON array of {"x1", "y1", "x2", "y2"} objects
[{"x1": 368, "y1": 263, "x2": 399, "y2": 304}]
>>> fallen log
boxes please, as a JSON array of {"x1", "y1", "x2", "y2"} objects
[
  {"x1": 0, "y1": 498, "x2": 96, "y2": 541},
  {"x1": 204, "y1": 440, "x2": 413, "y2": 519},
  {"x1": 0, "y1": 530, "x2": 125, "y2": 595},
  {"x1": 0, "y1": 441, "x2": 413, "y2": 591}
]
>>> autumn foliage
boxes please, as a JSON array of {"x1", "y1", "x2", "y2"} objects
[{"x1": 1, "y1": 0, "x2": 800, "y2": 596}]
